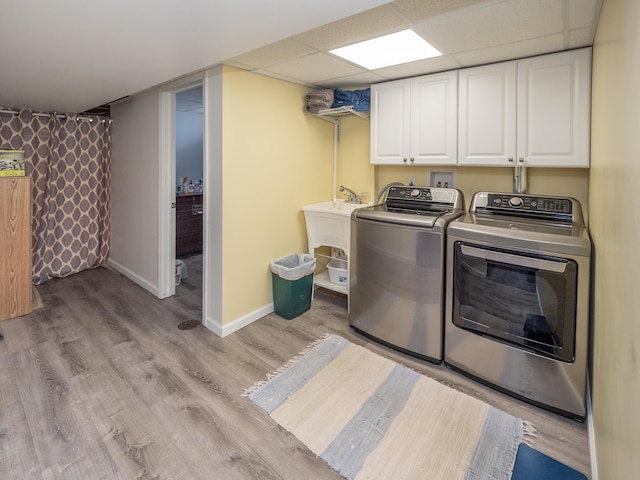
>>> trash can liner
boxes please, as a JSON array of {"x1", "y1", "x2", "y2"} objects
[{"x1": 270, "y1": 254, "x2": 316, "y2": 281}]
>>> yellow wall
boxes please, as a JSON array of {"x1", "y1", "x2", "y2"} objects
[
  {"x1": 375, "y1": 165, "x2": 589, "y2": 216},
  {"x1": 336, "y1": 115, "x2": 376, "y2": 204},
  {"x1": 590, "y1": 0, "x2": 640, "y2": 477},
  {"x1": 335, "y1": 117, "x2": 589, "y2": 216},
  {"x1": 221, "y1": 67, "x2": 334, "y2": 323}
]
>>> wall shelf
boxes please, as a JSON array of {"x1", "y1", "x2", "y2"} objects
[{"x1": 315, "y1": 106, "x2": 369, "y2": 124}]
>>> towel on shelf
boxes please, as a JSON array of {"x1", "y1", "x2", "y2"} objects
[
  {"x1": 331, "y1": 88, "x2": 370, "y2": 112},
  {"x1": 304, "y1": 89, "x2": 334, "y2": 115},
  {"x1": 304, "y1": 101, "x2": 333, "y2": 115},
  {"x1": 305, "y1": 89, "x2": 334, "y2": 103}
]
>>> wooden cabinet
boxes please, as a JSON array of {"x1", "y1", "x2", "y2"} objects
[
  {"x1": 175, "y1": 194, "x2": 203, "y2": 257},
  {"x1": 458, "y1": 48, "x2": 591, "y2": 167},
  {"x1": 1, "y1": 177, "x2": 32, "y2": 321},
  {"x1": 371, "y1": 71, "x2": 458, "y2": 165}
]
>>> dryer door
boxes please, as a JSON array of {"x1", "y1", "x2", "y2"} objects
[{"x1": 451, "y1": 242, "x2": 578, "y2": 362}]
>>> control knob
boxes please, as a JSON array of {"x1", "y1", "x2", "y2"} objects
[
  {"x1": 410, "y1": 188, "x2": 421, "y2": 198},
  {"x1": 509, "y1": 196, "x2": 524, "y2": 208}
]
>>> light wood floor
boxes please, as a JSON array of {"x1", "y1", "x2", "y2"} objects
[{"x1": 0, "y1": 265, "x2": 591, "y2": 479}]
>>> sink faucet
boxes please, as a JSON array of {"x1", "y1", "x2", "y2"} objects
[{"x1": 340, "y1": 185, "x2": 361, "y2": 204}]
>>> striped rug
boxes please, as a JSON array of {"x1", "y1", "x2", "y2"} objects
[{"x1": 244, "y1": 334, "x2": 536, "y2": 480}]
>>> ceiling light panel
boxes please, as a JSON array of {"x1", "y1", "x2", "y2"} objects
[{"x1": 330, "y1": 29, "x2": 442, "y2": 70}]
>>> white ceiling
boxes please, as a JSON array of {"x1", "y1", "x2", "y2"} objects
[
  {"x1": 0, "y1": 0, "x2": 389, "y2": 113},
  {"x1": 0, "y1": 0, "x2": 602, "y2": 115},
  {"x1": 228, "y1": 0, "x2": 603, "y2": 89}
]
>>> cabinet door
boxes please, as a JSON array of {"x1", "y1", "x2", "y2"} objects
[
  {"x1": 517, "y1": 48, "x2": 591, "y2": 167},
  {"x1": 410, "y1": 71, "x2": 458, "y2": 165},
  {"x1": 370, "y1": 79, "x2": 410, "y2": 165},
  {"x1": 458, "y1": 61, "x2": 517, "y2": 166}
]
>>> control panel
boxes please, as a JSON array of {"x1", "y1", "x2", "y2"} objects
[
  {"x1": 486, "y1": 193, "x2": 572, "y2": 214},
  {"x1": 471, "y1": 192, "x2": 577, "y2": 222},
  {"x1": 386, "y1": 186, "x2": 457, "y2": 205}
]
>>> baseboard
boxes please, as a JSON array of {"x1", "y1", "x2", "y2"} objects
[
  {"x1": 587, "y1": 377, "x2": 598, "y2": 480},
  {"x1": 204, "y1": 303, "x2": 274, "y2": 338},
  {"x1": 107, "y1": 259, "x2": 160, "y2": 297}
]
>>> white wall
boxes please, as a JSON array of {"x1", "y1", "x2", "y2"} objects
[
  {"x1": 176, "y1": 110, "x2": 203, "y2": 188},
  {"x1": 109, "y1": 91, "x2": 161, "y2": 294}
]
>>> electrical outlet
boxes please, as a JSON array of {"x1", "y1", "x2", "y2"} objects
[{"x1": 408, "y1": 176, "x2": 416, "y2": 186}]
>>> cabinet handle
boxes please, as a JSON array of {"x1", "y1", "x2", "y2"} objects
[
  {"x1": 403, "y1": 158, "x2": 408, "y2": 163},
  {"x1": 508, "y1": 157, "x2": 514, "y2": 163},
  {"x1": 519, "y1": 157, "x2": 524, "y2": 163},
  {"x1": 410, "y1": 157, "x2": 415, "y2": 163}
]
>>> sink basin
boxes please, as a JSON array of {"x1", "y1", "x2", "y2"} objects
[
  {"x1": 302, "y1": 200, "x2": 372, "y2": 255},
  {"x1": 301, "y1": 200, "x2": 368, "y2": 217}
]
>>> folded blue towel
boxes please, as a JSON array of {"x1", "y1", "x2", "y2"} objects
[{"x1": 331, "y1": 88, "x2": 370, "y2": 112}]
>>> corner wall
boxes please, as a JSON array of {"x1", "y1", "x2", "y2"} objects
[{"x1": 589, "y1": 0, "x2": 640, "y2": 477}]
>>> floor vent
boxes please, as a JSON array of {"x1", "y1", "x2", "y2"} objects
[{"x1": 177, "y1": 320, "x2": 200, "y2": 330}]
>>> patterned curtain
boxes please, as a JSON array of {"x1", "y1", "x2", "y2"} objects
[{"x1": 0, "y1": 109, "x2": 111, "y2": 284}]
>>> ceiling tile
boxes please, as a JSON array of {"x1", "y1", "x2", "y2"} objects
[
  {"x1": 227, "y1": 39, "x2": 317, "y2": 69},
  {"x1": 417, "y1": 0, "x2": 565, "y2": 55},
  {"x1": 251, "y1": 69, "x2": 317, "y2": 87},
  {"x1": 373, "y1": 55, "x2": 463, "y2": 79},
  {"x1": 569, "y1": 28, "x2": 595, "y2": 48},
  {"x1": 452, "y1": 34, "x2": 566, "y2": 67},
  {"x1": 569, "y1": 0, "x2": 602, "y2": 29},
  {"x1": 391, "y1": 0, "x2": 494, "y2": 22},
  {"x1": 318, "y1": 71, "x2": 392, "y2": 89},
  {"x1": 264, "y1": 53, "x2": 366, "y2": 83},
  {"x1": 293, "y1": 4, "x2": 409, "y2": 50}
]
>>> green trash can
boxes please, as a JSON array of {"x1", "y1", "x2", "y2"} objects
[{"x1": 270, "y1": 254, "x2": 316, "y2": 320}]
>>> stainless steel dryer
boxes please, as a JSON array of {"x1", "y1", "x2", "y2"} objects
[
  {"x1": 445, "y1": 192, "x2": 591, "y2": 420},
  {"x1": 349, "y1": 185, "x2": 464, "y2": 363}
]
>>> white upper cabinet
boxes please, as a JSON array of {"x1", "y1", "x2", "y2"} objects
[
  {"x1": 370, "y1": 71, "x2": 457, "y2": 165},
  {"x1": 517, "y1": 48, "x2": 591, "y2": 167},
  {"x1": 370, "y1": 79, "x2": 410, "y2": 164},
  {"x1": 458, "y1": 48, "x2": 591, "y2": 167},
  {"x1": 410, "y1": 72, "x2": 458, "y2": 165},
  {"x1": 458, "y1": 61, "x2": 517, "y2": 166}
]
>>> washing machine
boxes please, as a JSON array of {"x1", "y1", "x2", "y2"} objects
[{"x1": 350, "y1": 185, "x2": 464, "y2": 363}]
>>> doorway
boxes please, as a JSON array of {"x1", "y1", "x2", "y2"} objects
[
  {"x1": 174, "y1": 86, "x2": 204, "y2": 320},
  {"x1": 158, "y1": 67, "x2": 222, "y2": 335}
]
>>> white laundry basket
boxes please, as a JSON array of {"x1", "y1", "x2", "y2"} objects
[{"x1": 327, "y1": 258, "x2": 348, "y2": 285}]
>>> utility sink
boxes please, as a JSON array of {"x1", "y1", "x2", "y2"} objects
[
  {"x1": 301, "y1": 200, "x2": 367, "y2": 217},
  {"x1": 302, "y1": 200, "x2": 370, "y2": 255}
]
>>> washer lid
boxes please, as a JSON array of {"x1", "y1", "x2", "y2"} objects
[{"x1": 354, "y1": 205, "x2": 465, "y2": 229}]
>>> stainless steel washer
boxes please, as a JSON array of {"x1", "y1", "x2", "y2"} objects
[
  {"x1": 445, "y1": 192, "x2": 591, "y2": 419},
  {"x1": 349, "y1": 186, "x2": 464, "y2": 363}
]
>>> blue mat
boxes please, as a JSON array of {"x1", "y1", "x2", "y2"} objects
[{"x1": 511, "y1": 443, "x2": 588, "y2": 480}]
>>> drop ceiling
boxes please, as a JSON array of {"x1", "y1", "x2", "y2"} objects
[
  {"x1": 228, "y1": 0, "x2": 603, "y2": 89},
  {"x1": 0, "y1": 0, "x2": 602, "y2": 115}
]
